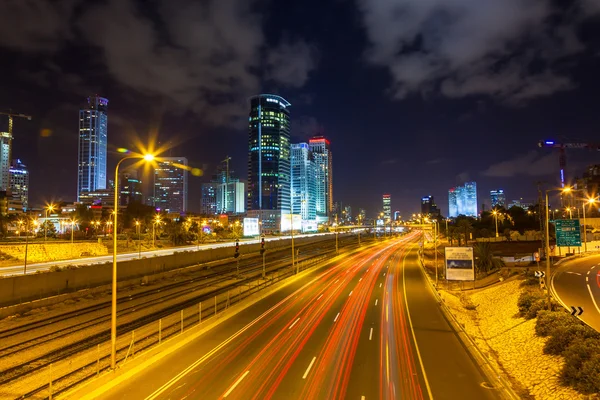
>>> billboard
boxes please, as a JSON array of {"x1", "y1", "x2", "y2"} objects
[
  {"x1": 445, "y1": 247, "x2": 475, "y2": 281},
  {"x1": 243, "y1": 218, "x2": 260, "y2": 237},
  {"x1": 280, "y1": 214, "x2": 302, "y2": 232}
]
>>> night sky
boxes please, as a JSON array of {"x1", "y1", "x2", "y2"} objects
[{"x1": 1, "y1": 0, "x2": 599, "y2": 217}]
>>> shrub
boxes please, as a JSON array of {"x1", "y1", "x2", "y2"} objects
[
  {"x1": 525, "y1": 299, "x2": 547, "y2": 319},
  {"x1": 517, "y1": 291, "x2": 544, "y2": 317},
  {"x1": 544, "y1": 323, "x2": 600, "y2": 355},
  {"x1": 561, "y1": 337, "x2": 600, "y2": 394},
  {"x1": 536, "y1": 310, "x2": 574, "y2": 336},
  {"x1": 49, "y1": 265, "x2": 62, "y2": 272},
  {"x1": 520, "y1": 275, "x2": 540, "y2": 287}
]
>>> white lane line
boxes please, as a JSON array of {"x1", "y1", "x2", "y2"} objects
[
  {"x1": 335, "y1": 279, "x2": 339, "y2": 284},
  {"x1": 566, "y1": 271, "x2": 582, "y2": 276},
  {"x1": 289, "y1": 318, "x2": 300, "y2": 330},
  {"x1": 379, "y1": 283, "x2": 382, "y2": 288},
  {"x1": 175, "y1": 383, "x2": 186, "y2": 390},
  {"x1": 369, "y1": 328, "x2": 373, "y2": 341},
  {"x1": 359, "y1": 278, "x2": 362, "y2": 282},
  {"x1": 334, "y1": 312, "x2": 340, "y2": 322},
  {"x1": 592, "y1": 265, "x2": 597, "y2": 269},
  {"x1": 587, "y1": 271, "x2": 592, "y2": 275},
  {"x1": 587, "y1": 276, "x2": 589, "y2": 283},
  {"x1": 349, "y1": 291, "x2": 353, "y2": 297},
  {"x1": 587, "y1": 284, "x2": 600, "y2": 313},
  {"x1": 383, "y1": 272, "x2": 386, "y2": 277},
  {"x1": 223, "y1": 370, "x2": 250, "y2": 397},
  {"x1": 303, "y1": 357, "x2": 317, "y2": 379},
  {"x1": 317, "y1": 294, "x2": 323, "y2": 301},
  {"x1": 375, "y1": 299, "x2": 378, "y2": 306}
]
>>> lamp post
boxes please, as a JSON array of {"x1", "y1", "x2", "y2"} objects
[
  {"x1": 492, "y1": 210, "x2": 499, "y2": 238},
  {"x1": 152, "y1": 215, "x2": 161, "y2": 248},
  {"x1": 111, "y1": 153, "x2": 155, "y2": 371},
  {"x1": 545, "y1": 187, "x2": 571, "y2": 310},
  {"x1": 432, "y1": 220, "x2": 438, "y2": 287},
  {"x1": 135, "y1": 220, "x2": 141, "y2": 259},
  {"x1": 24, "y1": 218, "x2": 29, "y2": 274},
  {"x1": 44, "y1": 204, "x2": 55, "y2": 241}
]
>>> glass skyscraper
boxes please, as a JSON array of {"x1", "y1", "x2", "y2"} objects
[
  {"x1": 291, "y1": 143, "x2": 317, "y2": 222},
  {"x1": 490, "y1": 189, "x2": 506, "y2": 208},
  {"x1": 309, "y1": 136, "x2": 332, "y2": 224},
  {"x1": 153, "y1": 157, "x2": 188, "y2": 215},
  {"x1": 247, "y1": 94, "x2": 291, "y2": 232},
  {"x1": 382, "y1": 194, "x2": 391, "y2": 220},
  {"x1": 448, "y1": 182, "x2": 478, "y2": 217},
  {"x1": 77, "y1": 96, "x2": 108, "y2": 201},
  {"x1": 9, "y1": 159, "x2": 28, "y2": 211}
]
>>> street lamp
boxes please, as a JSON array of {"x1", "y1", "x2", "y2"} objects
[
  {"x1": 111, "y1": 152, "x2": 155, "y2": 371},
  {"x1": 492, "y1": 210, "x2": 499, "y2": 238},
  {"x1": 44, "y1": 204, "x2": 55, "y2": 241},
  {"x1": 24, "y1": 218, "x2": 30, "y2": 274},
  {"x1": 153, "y1": 214, "x2": 161, "y2": 248},
  {"x1": 135, "y1": 220, "x2": 141, "y2": 259}
]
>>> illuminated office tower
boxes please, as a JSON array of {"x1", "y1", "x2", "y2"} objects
[
  {"x1": 77, "y1": 95, "x2": 108, "y2": 201},
  {"x1": 201, "y1": 183, "x2": 217, "y2": 215},
  {"x1": 448, "y1": 182, "x2": 478, "y2": 217},
  {"x1": 9, "y1": 159, "x2": 28, "y2": 211},
  {"x1": 490, "y1": 189, "x2": 506, "y2": 208},
  {"x1": 119, "y1": 169, "x2": 143, "y2": 206},
  {"x1": 382, "y1": 194, "x2": 391, "y2": 220},
  {"x1": 291, "y1": 143, "x2": 316, "y2": 221},
  {"x1": 153, "y1": 157, "x2": 188, "y2": 214},
  {"x1": 309, "y1": 136, "x2": 332, "y2": 224},
  {"x1": 247, "y1": 94, "x2": 291, "y2": 232}
]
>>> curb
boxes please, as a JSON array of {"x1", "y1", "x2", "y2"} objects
[{"x1": 416, "y1": 251, "x2": 520, "y2": 400}]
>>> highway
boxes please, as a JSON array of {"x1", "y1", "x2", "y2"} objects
[
  {"x1": 0, "y1": 233, "x2": 336, "y2": 277},
  {"x1": 552, "y1": 254, "x2": 600, "y2": 331},
  {"x1": 87, "y1": 234, "x2": 499, "y2": 400}
]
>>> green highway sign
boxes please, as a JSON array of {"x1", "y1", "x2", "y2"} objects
[{"x1": 555, "y1": 219, "x2": 581, "y2": 247}]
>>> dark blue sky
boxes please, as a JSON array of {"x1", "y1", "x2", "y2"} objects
[{"x1": 0, "y1": 0, "x2": 599, "y2": 216}]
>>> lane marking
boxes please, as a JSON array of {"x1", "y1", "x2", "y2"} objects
[
  {"x1": 303, "y1": 357, "x2": 317, "y2": 379},
  {"x1": 587, "y1": 276, "x2": 589, "y2": 283},
  {"x1": 383, "y1": 272, "x2": 386, "y2": 277},
  {"x1": 289, "y1": 318, "x2": 300, "y2": 330},
  {"x1": 335, "y1": 279, "x2": 339, "y2": 284},
  {"x1": 317, "y1": 294, "x2": 323, "y2": 301},
  {"x1": 223, "y1": 370, "x2": 249, "y2": 397},
  {"x1": 349, "y1": 291, "x2": 353, "y2": 297},
  {"x1": 334, "y1": 312, "x2": 340, "y2": 322},
  {"x1": 587, "y1": 284, "x2": 600, "y2": 314},
  {"x1": 366, "y1": 269, "x2": 369, "y2": 273},
  {"x1": 587, "y1": 271, "x2": 591, "y2": 275},
  {"x1": 369, "y1": 328, "x2": 373, "y2": 341},
  {"x1": 375, "y1": 299, "x2": 378, "y2": 306},
  {"x1": 359, "y1": 278, "x2": 362, "y2": 282},
  {"x1": 566, "y1": 271, "x2": 582, "y2": 276},
  {"x1": 379, "y1": 283, "x2": 382, "y2": 288}
]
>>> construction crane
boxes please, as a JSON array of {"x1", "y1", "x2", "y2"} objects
[
  {"x1": 0, "y1": 111, "x2": 32, "y2": 171},
  {"x1": 538, "y1": 140, "x2": 600, "y2": 188}
]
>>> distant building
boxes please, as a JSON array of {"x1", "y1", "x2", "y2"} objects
[
  {"x1": 153, "y1": 157, "x2": 188, "y2": 214},
  {"x1": 78, "y1": 189, "x2": 114, "y2": 208},
  {"x1": 490, "y1": 189, "x2": 506, "y2": 208},
  {"x1": 247, "y1": 94, "x2": 291, "y2": 232},
  {"x1": 9, "y1": 159, "x2": 28, "y2": 211},
  {"x1": 291, "y1": 143, "x2": 316, "y2": 222},
  {"x1": 77, "y1": 95, "x2": 108, "y2": 202},
  {"x1": 344, "y1": 205, "x2": 352, "y2": 223},
  {"x1": 508, "y1": 198, "x2": 533, "y2": 210},
  {"x1": 421, "y1": 195, "x2": 440, "y2": 217},
  {"x1": 448, "y1": 182, "x2": 478, "y2": 217},
  {"x1": 119, "y1": 169, "x2": 142, "y2": 206},
  {"x1": 382, "y1": 194, "x2": 391, "y2": 220},
  {"x1": 216, "y1": 181, "x2": 245, "y2": 214},
  {"x1": 393, "y1": 210, "x2": 401, "y2": 221},
  {"x1": 0, "y1": 131, "x2": 11, "y2": 191},
  {"x1": 201, "y1": 183, "x2": 217, "y2": 215},
  {"x1": 309, "y1": 137, "x2": 333, "y2": 224}
]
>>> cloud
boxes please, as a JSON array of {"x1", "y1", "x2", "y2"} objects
[
  {"x1": 0, "y1": 0, "x2": 318, "y2": 127},
  {"x1": 482, "y1": 151, "x2": 557, "y2": 177},
  {"x1": 357, "y1": 0, "x2": 599, "y2": 103},
  {"x1": 291, "y1": 115, "x2": 323, "y2": 139}
]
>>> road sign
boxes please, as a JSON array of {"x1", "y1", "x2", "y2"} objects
[
  {"x1": 534, "y1": 271, "x2": 545, "y2": 278},
  {"x1": 555, "y1": 219, "x2": 581, "y2": 247},
  {"x1": 571, "y1": 306, "x2": 583, "y2": 316}
]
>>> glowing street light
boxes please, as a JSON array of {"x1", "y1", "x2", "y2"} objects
[
  {"x1": 44, "y1": 204, "x2": 56, "y2": 241},
  {"x1": 492, "y1": 210, "x2": 499, "y2": 238}
]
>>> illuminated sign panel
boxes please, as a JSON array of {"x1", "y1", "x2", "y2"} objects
[
  {"x1": 445, "y1": 247, "x2": 475, "y2": 281},
  {"x1": 243, "y1": 218, "x2": 260, "y2": 237}
]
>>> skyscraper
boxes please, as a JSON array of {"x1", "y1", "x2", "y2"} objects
[
  {"x1": 9, "y1": 159, "x2": 28, "y2": 211},
  {"x1": 77, "y1": 96, "x2": 108, "y2": 201},
  {"x1": 201, "y1": 183, "x2": 217, "y2": 215},
  {"x1": 153, "y1": 157, "x2": 188, "y2": 214},
  {"x1": 448, "y1": 182, "x2": 478, "y2": 217},
  {"x1": 421, "y1": 195, "x2": 440, "y2": 217},
  {"x1": 119, "y1": 169, "x2": 143, "y2": 206},
  {"x1": 0, "y1": 131, "x2": 11, "y2": 191},
  {"x1": 490, "y1": 189, "x2": 506, "y2": 208},
  {"x1": 247, "y1": 94, "x2": 291, "y2": 232},
  {"x1": 309, "y1": 136, "x2": 332, "y2": 223},
  {"x1": 291, "y1": 143, "x2": 317, "y2": 221},
  {"x1": 382, "y1": 194, "x2": 391, "y2": 220},
  {"x1": 216, "y1": 181, "x2": 245, "y2": 214}
]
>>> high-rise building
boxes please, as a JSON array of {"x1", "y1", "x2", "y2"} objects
[
  {"x1": 216, "y1": 181, "x2": 245, "y2": 214},
  {"x1": 393, "y1": 210, "x2": 401, "y2": 221},
  {"x1": 448, "y1": 182, "x2": 478, "y2": 217},
  {"x1": 247, "y1": 94, "x2": 291, "y2": 232},
  {"x1": 201, "y1": 183, "x2": 217, "y2": 215},
  {"x1": 490, "y1": 189, "x2": 506, "y2": 208},
  {"x1": 0, "y1": 131, "x2": 11, "y2": 191},
  {"x1": 382, "y1": 194, "x2": 391, "y2": 220},
  {"x1": 9, "y1": 159, "x2": 28, "y2": 211},
  {"x1": 153, "y1": 157, "x2": 188, "y2": 214},
  {"x1": 344, "y1": 205, "x2": 352, "y2": 223},
  {"x1": 309, "y1": 137, "x2": 333, "y2": 224},
  {"x1": 119, "y1": 169, "x2": 143, "y2": 206},
  {"x1": 77, "y1": 96, "x2": 108, "y2": 202},
  {"x1": 421, "y1": 195, "x2": 440, "y2": 217},
  {"x1": 291, "y1": 143, "x2": 317, "y2": 221}
]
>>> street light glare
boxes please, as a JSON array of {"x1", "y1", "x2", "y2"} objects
[
  {"x1": 562, "y1": 187, "x2": 572, "y2": 193},
  {"x1": 143, "y1": 154, "x2": 155, "y2": 161}
]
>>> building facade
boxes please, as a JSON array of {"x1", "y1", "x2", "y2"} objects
[
  {"x1": 119, "y1": 169, "x2": 143, "y2": 206},
  {"x1": 77, "y1": 96, "x2": 108, "y2": 202},
  {"x1": 9, "y1": 158, "x2": 28, "y2": 211},
  {"x1": 490, "y1": 189, "x2": 506, "y2": 208},
  {"x1": 201, "y1": 183, "x2": 217, "y2": 215},
  {"x1": 0, "y1": 131, "x2": 11, "y2": 191},
  {"x1": 291, "y1": 143, "x2": 317, "y2": 221},
  {"x1": 421, "y1": 195, "x2": 440, "y2": 217},
  {"x1": 216, "y1": 181, "x2": 245, "y2": 214},
  {"x1": 247, "y1": 94, "x2": 291, "y2": 232},
  {"x1": 448, "y1": 182, "x2": 478, "y2": 217},
  {"x1": 309, "y1": 137, "x2": 332, "y2": 224},
  {"x1": 153, "y1": 157, "x2": 188, "y2": 214},
  {"x1": 382, "y1": 194, "x2": 391, "y2": 220}
]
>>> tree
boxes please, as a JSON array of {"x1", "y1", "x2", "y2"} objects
[
  {"x1": 37, "y1": 220, "x2": 57, "y2": 238},
  {"x1": 473, "y1": 242, "x2": 505, "y2": 275},
  {"x1": 166, "y1": 221, "x2": 188, "y2": 246},
  {"x1": 447, "y1": 226, "x2": 457, "y2": 245},
  {"x1": 456, "y1": 217, "x2": 474, "y2": 245}
]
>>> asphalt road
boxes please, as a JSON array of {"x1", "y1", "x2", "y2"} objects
[
  {"x1": 552, "y1": 254, "x2": 600, "y2": 331},
  {"x1": 94, "y1": 234, "x2": 499, "y2": 400},
  {"x1": 0, "y1": 233, "x2": 336, "y2": 276}
]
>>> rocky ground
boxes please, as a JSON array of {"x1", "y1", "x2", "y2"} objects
[{"x1": 440, "y1": 279, "x2": 589, "y2": 400}]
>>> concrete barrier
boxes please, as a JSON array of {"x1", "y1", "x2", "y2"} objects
[{"x1": 0, "y1": 235, "x2": 347, "y2": 307}]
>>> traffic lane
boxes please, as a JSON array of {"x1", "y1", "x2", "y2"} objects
[
  {"x1": 216, "y1": 243, "x2": 399, "y2": 400},
  {"x1": 401, "y1": 248, "x2": 499, "y2": 400},
  {"x1": 99, "y1": 249, "x2": 365, "y2": 400}
]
